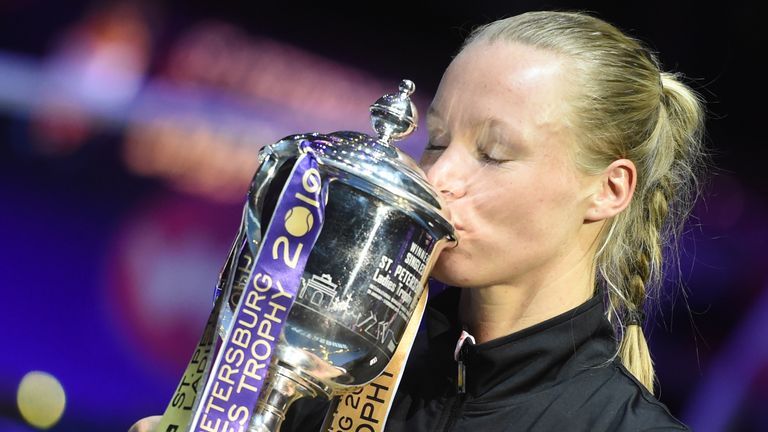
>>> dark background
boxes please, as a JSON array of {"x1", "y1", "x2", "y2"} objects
[{"x1": 1, "y1": 1, "x2": 766, "y2": 431}]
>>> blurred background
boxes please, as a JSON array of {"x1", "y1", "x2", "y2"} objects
[{"x1": 0, "y1": 0, "x2": 765, "y2": 431}]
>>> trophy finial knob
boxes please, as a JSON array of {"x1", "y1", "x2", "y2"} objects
[
  {"x1": 370, "y1": 79, "x2": 418, "y2": 145},
  {"x1": 399, "y1": 79, "x2": 415, "y2": 97}
]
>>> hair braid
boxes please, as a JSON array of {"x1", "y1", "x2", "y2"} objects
[{"x1": 619, "y1": 178, "x2": 672, "y2": 390}]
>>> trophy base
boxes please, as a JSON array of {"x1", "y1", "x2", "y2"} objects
[{"x1": 248, "y1": 363, "x2": 327, "y2": 432}]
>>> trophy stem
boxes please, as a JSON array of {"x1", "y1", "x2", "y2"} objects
[{"x1": 247, "y1": 365, "x2": 325, "y2": 432}]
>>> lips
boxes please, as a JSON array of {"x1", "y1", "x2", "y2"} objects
[
  {"x1": 444, "y1": 212, "x2": 462, "y2": 232},
  {"x1": 440, "y1": 204, "x2": 463, "y2": 232},
  {"x1": 437, "y1": 198, "x2": 465, "y2": 237}
]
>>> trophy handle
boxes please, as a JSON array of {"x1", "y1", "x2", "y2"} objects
[
  {"x1": 214, "y1": 142, "x2": 299, "y2": 322},
  {"x1": 245, "y1": 136, "x2": 316, "y2": 256}
]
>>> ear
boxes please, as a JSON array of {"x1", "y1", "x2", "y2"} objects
[{"x1": 585, "y1": 159, "x2": 637, "y2": 222}]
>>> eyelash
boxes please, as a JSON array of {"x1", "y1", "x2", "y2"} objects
[
  {"x1": 425, "y1": 142, "x2": 446, "y2": 152},
  {"x1": 425, "y1": 142, "x2": 509, "y2": 166},
  {"x1": 478, "y1": 150, "x2": 505, "y2": 165}
]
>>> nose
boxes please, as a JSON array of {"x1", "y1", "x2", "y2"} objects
[{"x1": 425, "y1": 147, "x2": 466, "y2": 201}]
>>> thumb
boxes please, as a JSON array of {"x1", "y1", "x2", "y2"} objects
[{"x1": 128, "y1": 415, "x2": 161, "y2": 432}]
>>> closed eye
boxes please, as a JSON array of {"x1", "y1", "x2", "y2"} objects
[
  {"x1": 477, "y1": 149, "x2": 512, "y2": 166},
  {"x1": 425, "y1": 142, "x2": 447, "y2": 152}
]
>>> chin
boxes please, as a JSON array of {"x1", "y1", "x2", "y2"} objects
[{"x1": 429, "y1": 253, "x2": 470, "y2": 287}]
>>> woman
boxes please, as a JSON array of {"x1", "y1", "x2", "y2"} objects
[{"x1": 132, "y1": 10, "x2": 704, "y2": 432}]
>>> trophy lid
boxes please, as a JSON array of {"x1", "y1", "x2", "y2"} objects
[
  {"x1": 256, "y1": 80, "x2": 454, "y2": 241},
  {"x1": 369, "y1": 79, "x2": 418, "y2": 145}
]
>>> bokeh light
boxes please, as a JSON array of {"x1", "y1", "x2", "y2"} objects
[{"x1": 16, "y1": 371, "x2": 66, "y2": 429}]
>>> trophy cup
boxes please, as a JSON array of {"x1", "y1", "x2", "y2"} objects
[{"x1": 157, "y1": 80, "x2": 456, "y2": 432}]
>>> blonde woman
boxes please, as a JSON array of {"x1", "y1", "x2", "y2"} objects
[{"x1": 132, "y1": 10, "x2": 704, "y2": 432}]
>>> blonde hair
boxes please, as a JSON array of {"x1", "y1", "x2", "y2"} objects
[{"x1": 464, "y1": 11, "x2": 706, "y2": 392}]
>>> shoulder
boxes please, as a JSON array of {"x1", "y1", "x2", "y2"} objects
[
  {"x1": 468, "y1": 362, "x2": 692, "y2": 432},
  {"x1": 485, "y1": 361, "x2": 690, "y2": 431},
  {"x1": 561, "y1": 361, "x2": 690, "y2": 431}
]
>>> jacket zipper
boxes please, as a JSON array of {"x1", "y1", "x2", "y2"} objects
[
  {"x1": 443, "y1": 333, "x2": 474, "y2": 431},
  {"x1": 442, "y1": 388, "x2": 466, "y2": 432}
]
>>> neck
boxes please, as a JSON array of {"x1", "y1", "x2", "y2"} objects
[{"x1": 458, "y1": 250, "x2": 597, "y2": 344}]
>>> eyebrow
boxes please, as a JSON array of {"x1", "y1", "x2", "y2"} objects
[
  {"x1": 465, "y1": 116, "x2": 514, "y2": 140},
  {"x1": 427, "y1": 106, "x2": 507, "y2": 129},
  {"x1": 426, "y1": 107, "x2": 520, "y2": 146}
]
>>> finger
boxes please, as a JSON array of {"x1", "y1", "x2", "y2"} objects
[{"x1": 128, "y1": 415, "x2": 161, "y2": 432}]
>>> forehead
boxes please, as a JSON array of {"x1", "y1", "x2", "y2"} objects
[{"x1": 430, "y1": 41, "x2": 573, "y2": 137}]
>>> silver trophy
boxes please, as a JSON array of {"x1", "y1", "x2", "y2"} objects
[{"x1": 180, "y1": 80, "x2": 455, "y2": 432}]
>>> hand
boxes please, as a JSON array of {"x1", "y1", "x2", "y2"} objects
[{"x1": 128, "y1": 415, "x2": 161, "y2": 432}]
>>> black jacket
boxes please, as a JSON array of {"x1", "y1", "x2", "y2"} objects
[{"x1": 282, "y1": 288, "x2": 689, "y2": 431}]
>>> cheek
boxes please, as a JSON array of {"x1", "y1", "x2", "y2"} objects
[
  {"x1": 432, "y1": 175, "x2": 583, "y2": 287},
  {"x1": 469, "y1": 171, "x2": 538, "y2": 226},
  {"x1": 474, "y1": 172, "x2": 582, "y2": 246}
]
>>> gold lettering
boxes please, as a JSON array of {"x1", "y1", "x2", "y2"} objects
[
  {"x1": 228, "y1": 405, "x2": 250, "y2": 423},
  {"x1": 231, "y1": 328, "x2": 251, "y2": 349},
  {"x1": 237, "y1": 358, "x2": 264, "y2": 393},
  {"x1": 238, "y1": 307, "x2": 258, "y2": 329},
  {"x1": 302, "y1": 168, "x2": 321, "y2": 193},
  {"x1": 224, "y1": 346, "x2": 244, "y2": 367},
  {"x1": 251, "y1": 339, "x2": 272, "y2": 361},
  {"x1": 295, "y1": 192, "x2": 319, "y2": 208},
  {"x1": 252, "y1": 273, "x2": 272, "y2": 292},
  {"x1": 271, "y1": 280, "x2": 292, "y2": 299},
  {"x1": 264, "y1": 300, "x2": 287, "y2": 323},
  {"x1": 245, "y1": 289, "x2": 267, "y2": 310},
  {"x1": 203, "y1": 393, "x2": 226, "y2": 414},
  {"x1": 211, "y1": 380, "x2": 232, "y2": 403},
  {"x1": 216, "y1": 364, "x2": 238, "y2": 386},
  {"x1": 199, "y1": 415, "x2": 220, "y2": 432},
  {"x1": 256, "y1": 318, "x2": 274, "y2": 341},
  {"x1": 239, "y1": 253, "x2": 253, "y2": 269},
  {"x1": 272, "y1": 236, "x2": 302, "y2": 268}
]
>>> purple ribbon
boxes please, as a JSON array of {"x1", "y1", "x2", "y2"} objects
[{"x1": 191, "y1": 142, "x2": 327, "y2": 432}]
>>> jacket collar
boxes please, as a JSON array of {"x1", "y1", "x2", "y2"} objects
[{"x1": 425, "y1": 286, "x2": 617, "y2": 400}]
